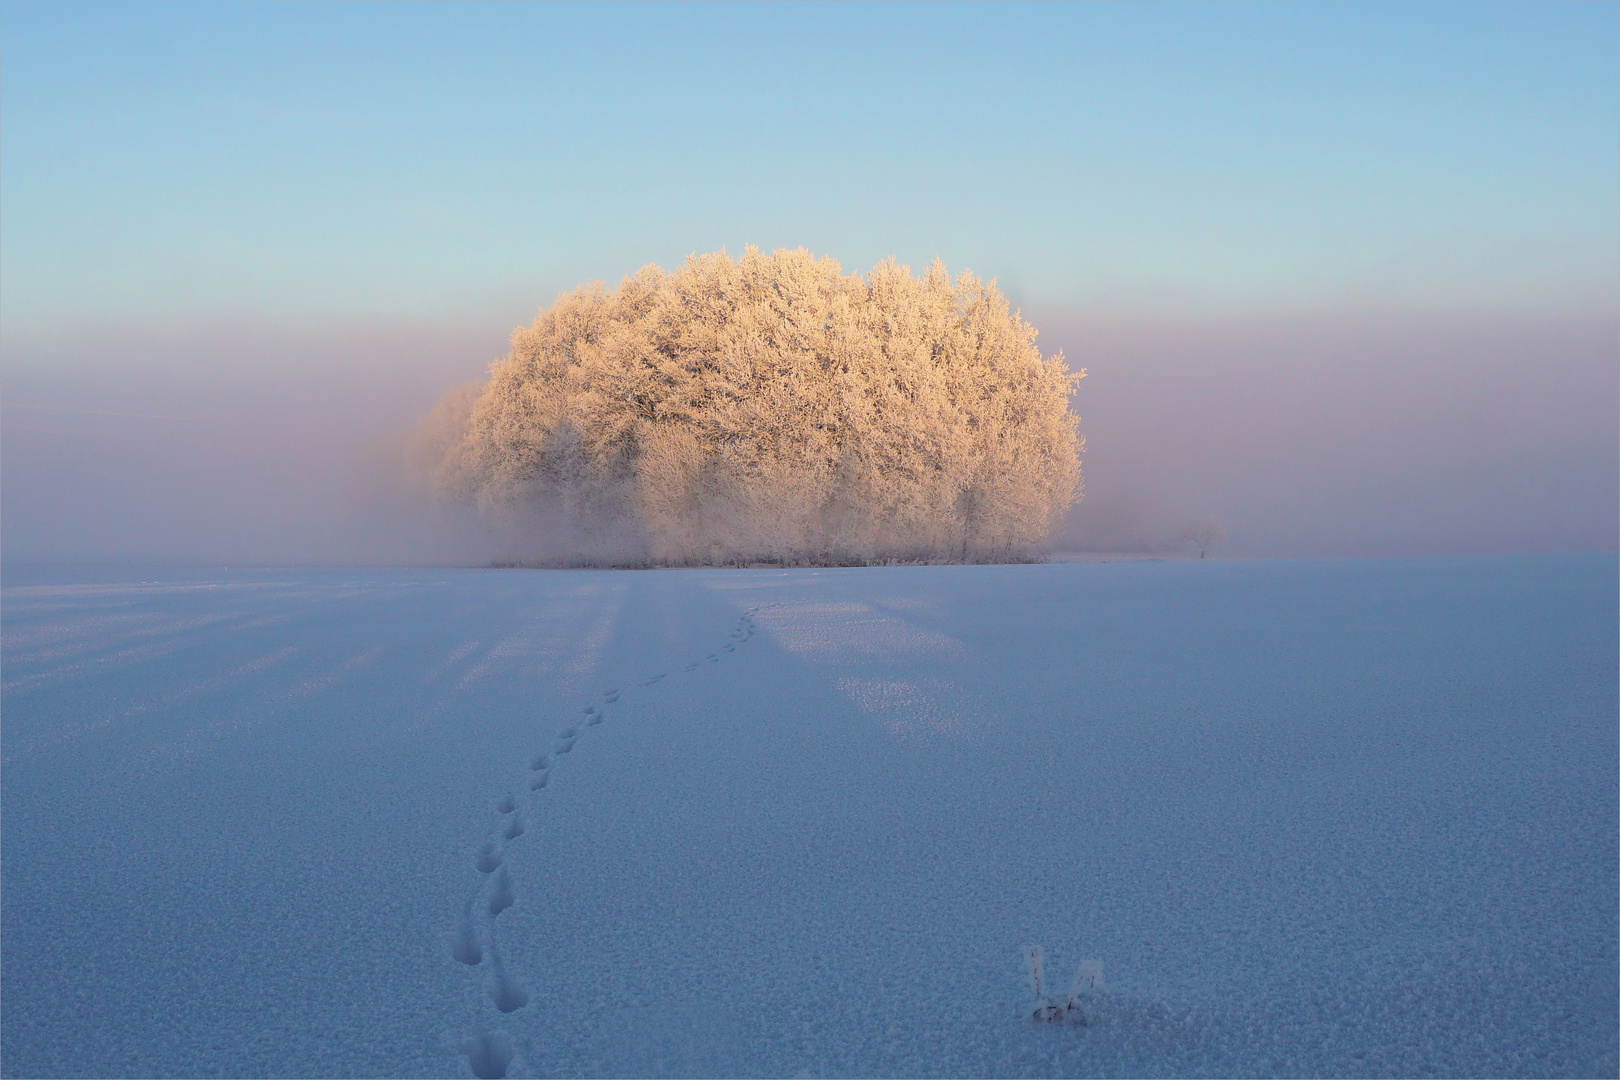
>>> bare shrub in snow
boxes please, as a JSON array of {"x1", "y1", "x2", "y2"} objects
[{"x1": 427, "y1": 247, "x2": 1084, "y2": 565}]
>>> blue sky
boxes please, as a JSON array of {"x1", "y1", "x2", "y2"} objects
[
  {"x1": 1, "y1": 2, "x2": 1615, "y2": 562},
  {"x1": 3, "y1": 1, "x2": 1615, "y2": 329}
]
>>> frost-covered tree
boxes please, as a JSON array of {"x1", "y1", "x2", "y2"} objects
[{"x1": 427, "y1": 247, "x2": 1083, "y2": 565}]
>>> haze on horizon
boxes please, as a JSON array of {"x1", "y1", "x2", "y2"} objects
[{"x1": 2, "y1": 2, "x2": 1615, "y2": 566}]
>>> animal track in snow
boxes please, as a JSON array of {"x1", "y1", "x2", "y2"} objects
[
  {"x1": 496, "y1": 794, "x2": 517, "y2": 814},
  {"x1": 486, "y1": 939, "x2": 529, "y2": 1013},
  {"x1": 503, "y1": 813, "x2": 525, "y2": 841},
  {"x1": 488, "y1": 866, "x2": 516, "y2": 916},
  {"x1": 475, "y1": 842, "x2": 502, "y2": 874},
  {"x1": 448, "y1": 900, "x2": 483, "y2": 965},
  {"x1": 555, "y1": 737, "x2": 576, "y2": 755},
  {"x1": 461, "y1": 1030, "x2": 514, "y2": 1079},
  {"x1": 603, "y1": 691, "x2": 620, "y2": 703},
  {"x1": 529, "y1": 753, "x2": 549, "y2": 771},
  {"x1": 639, "y1": 672, "x2": 666, "y2": 686},
  {"x1": 529, "y1": 772, "x2": 549, "y2": 790}
]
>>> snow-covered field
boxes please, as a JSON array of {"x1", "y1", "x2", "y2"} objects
[{"x1": 2, "y1": 555, "x2": 1615, "y2": 1079}]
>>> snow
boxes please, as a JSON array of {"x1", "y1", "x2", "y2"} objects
[{"x1": 2, "y1": 555, "x2": 1615, "y2": 1078}]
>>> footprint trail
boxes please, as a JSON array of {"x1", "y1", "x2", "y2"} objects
[{"x1": 446, "y1": 602, "x2": 770, "y2": 1077}]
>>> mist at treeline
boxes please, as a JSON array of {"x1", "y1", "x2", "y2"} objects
[{"x1": 2, "y1": 267, "x2": 1614, "y2": 566}]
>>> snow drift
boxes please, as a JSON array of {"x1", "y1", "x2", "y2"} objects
[
  {"x1": 3, "y1": 556, "x2": 1614, "y2": 1077},
  {"x1": 424, "y1": 248, "x2": 1083, "y2": 565}
]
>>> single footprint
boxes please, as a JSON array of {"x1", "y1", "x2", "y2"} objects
[
  {"x1": 583, "y1": 705, "x2": 597, "y2": 717},
  {"x1": 530, "y1": 772, "x2": 550, "y2": 790},
  {"x1": 684, "y1": 662, "x2": 699, "y2": 672},
  {"x1": 529, "y1": 753, "x2": 550, "y2": 771},
  {"x1": 447, "y1": 900, "x2": 483, "y2": 965},
  {"x1": 723, "y1": 643, "x2": 735, "y2": 653},
  {"x1": 496, "y1": 793, "x2": 517, "y2": 815},
  {"x1": 555, "y1": 736, "x2": 576, "y2": 755},
  {"x1": 475, "y1": 841, "x2": 502, "y2": 874},
  {"x1": 707, "y1": 654, "x2": 719, "y2": 662},
  {"x1": 586, "y1": 712, "x2": 603, "y2": 726},
  {"x1": 460, "y1": 1031, "x2": 515, "y2": 1080},
  {"x1": 503, "y1": 813, "x2": 525, "y2": 841},
  {"x1": 489, "y1": 977, "x2": 528, "y2": 1014},
  {"x1": 488, "y1": 865, "x2": 516, "y2": 916},
  {"x1": 639, "y1": 673, "x2": 666, "y2": 686},
  {"x1": 559, "y1": 725, "x2": 579, "y2": 739},
  {"x1": 603, "y1": 691, "x2": 621, "y2": 703},
  {"x1": 487, "y1": 941, "x2": 529, "y2": 1013}
]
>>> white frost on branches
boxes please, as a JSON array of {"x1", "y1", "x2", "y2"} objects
[{"x1": 427, "y1": 247, "x2": 1084, "y2": 565}]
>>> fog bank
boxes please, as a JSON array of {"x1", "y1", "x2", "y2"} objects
[
  {"x1": 1044, "y1": 308, "x2": 1618, "y2": 558},
  {"x1": 1, "y1": 318, "x2": 509, "y2": 566},
  {"x1": 3, "y1": 308, "x2": 1614, "y2": 566}
]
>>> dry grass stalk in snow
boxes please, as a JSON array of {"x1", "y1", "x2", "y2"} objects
[{"x1": 1025, "y1": 945, "x2": 1102, "y2": 1025}]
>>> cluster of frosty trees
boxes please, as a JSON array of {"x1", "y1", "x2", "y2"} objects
[{"x1": 424, "y1": 247, "x2": 1083, "y2": 565}]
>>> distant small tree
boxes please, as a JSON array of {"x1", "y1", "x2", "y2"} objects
[{"x1": 1180, "y1": 516, "x2": 1226, "y2": 559}]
